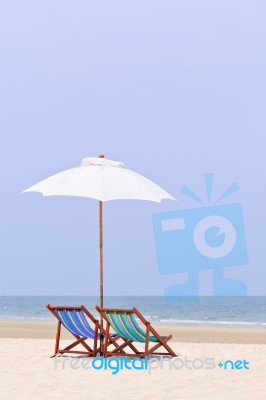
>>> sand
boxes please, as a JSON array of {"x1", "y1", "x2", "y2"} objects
[
  {"x1": 0, "y1": 320, "x2": 265, "y2": 400},
  {"x1": 1, "y1": 319, "x2": 266, "y2": 344}
]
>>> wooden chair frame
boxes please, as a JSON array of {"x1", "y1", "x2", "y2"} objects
[
  {"x1": 96, "y1": 306, "x2": 177, "y2": 358},
  {"x1": 46, "y1": 304, "x2": 121, "y2": 358}
]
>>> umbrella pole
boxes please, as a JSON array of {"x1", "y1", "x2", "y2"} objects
[{"x1": 99, "y1": 200, "x2": 104, "y2": 355}]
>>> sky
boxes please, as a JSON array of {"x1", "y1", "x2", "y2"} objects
[{"x1": 0, "y1": 1, "x2": 265, "y2": 296}]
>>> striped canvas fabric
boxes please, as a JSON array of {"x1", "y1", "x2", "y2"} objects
[
  {"x1": 55, "y1": 309, "x2": 96, "y2": 338},
  {"x1": 105, "y1": 311, "x2": 159, "y2": 343}
]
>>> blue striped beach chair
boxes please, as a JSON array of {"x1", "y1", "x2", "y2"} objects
[
  {"x1": 96, "y1": 306, "x2": 177, "y2": 358},
  {"x1": 46, "y1": 304, "x2": 120, "y2": 357}
]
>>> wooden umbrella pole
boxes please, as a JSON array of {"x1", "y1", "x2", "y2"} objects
[
  {"x1": 99, "y1": 199, "x2": 104, "y2": 355},
  {"x1": 99, "y1": 200, "x2": 104, "y2": 355},
  {"x1": 98, "y1": 154, "x2": 105, "y2": 355},
  {"x1": 99, "y1": 199, "x2": 104, "y2": 308},
  {"x1": 99, "y1": 154, "x2": 105, "y2": 355}
]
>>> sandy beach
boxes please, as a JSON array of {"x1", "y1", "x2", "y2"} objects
[
  {"x1": 0, "y1": 320, "x2": 265, "y2": 400},
  {"x1": 1, "y1": 319, "x2": 266, "y2": 344}
]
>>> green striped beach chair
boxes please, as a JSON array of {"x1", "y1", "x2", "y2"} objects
[
  {"x1": 47, "y1": 304, "x2": 120, "y2": 357},
  {"x1": 96, "y1": 306, "x2": 177, "y2": 358}
]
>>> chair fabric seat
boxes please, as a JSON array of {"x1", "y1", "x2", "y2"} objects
[
  {"x1": 55, "y1": 309, "x2": 117, "y2": 339},
  {"x1": 106, "y1": 311, "x2": 159, "y2": 343}
]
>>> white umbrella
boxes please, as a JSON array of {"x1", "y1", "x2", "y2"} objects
[
  {"x1": 24, "y1": 156, "x2": 174, "y2": 202},
  {"x1": 23, "y1": 155, "x2": 175, "y2": 351}
]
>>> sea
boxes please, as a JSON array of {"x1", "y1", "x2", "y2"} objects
[{"x1": 0, "y1": 296, "x2": 265, "y2": 328}]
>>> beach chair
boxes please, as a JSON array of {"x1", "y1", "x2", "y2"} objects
[
  {"x1": 46, "y1": 304, "x2": 120, "y2": 357},
  {"x1": 96, "y1": 306, "x2": 177, "y2": 358}
]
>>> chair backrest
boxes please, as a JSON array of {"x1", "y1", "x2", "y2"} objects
[
  {"x1": 47, "y1": 305, "x2": 97, "y2": 339},
  {"x1": 96, "y1": 307, "x2": 158, "y2": 343}
]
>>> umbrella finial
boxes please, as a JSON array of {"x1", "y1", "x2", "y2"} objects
[{"x1": 99, "y1": 154, "x2": 105, "y2": 158}]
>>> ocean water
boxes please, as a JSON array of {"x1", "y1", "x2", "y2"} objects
[{"x1": 0, "y1": 296, "x2": 266, "y2": 328}]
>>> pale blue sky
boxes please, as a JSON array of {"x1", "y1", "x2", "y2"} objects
[{"x1": 0, "y1": 1, "x2": 265, "y2": 295}]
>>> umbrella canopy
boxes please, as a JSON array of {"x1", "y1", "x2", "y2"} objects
[{"x1": 23, "y1": 156, "x2": 175, "y2": 202}]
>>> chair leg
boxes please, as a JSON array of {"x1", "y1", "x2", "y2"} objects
[
  {"x1": 96, "y1": 335, "x2": 127, "y2": 355},
  {"x1": 53, "y1": 335, "x2": 94, "y2": 357},
  {"x1": 106, "y1": 338, "x2": 140, "y2": 356},
  {"x1": 63, "y1": 337, "x2": 93, "y2": 352},
  {"x1": 103, "y1": 322, "x2": 110, "y2": 356},
  {"x1": 146, "y1": 335, "x2": 177, "y2": 357},
  {"x1": 51, "y1": 321, "x2": 61, "y2": 357},
  {"x1": 145, "y1": 322, "x2": 150, "y2": 356},
  {"x1": 93, "y1": 326, "x2": 98, "y2": 357},
  {"x1": 108, "y1": 336, "x2": 127, "y2": 353}
]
